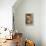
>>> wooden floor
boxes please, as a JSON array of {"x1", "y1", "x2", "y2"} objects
[{"x1": 0, "y1": 39, "x2": 16, "y2": 46}]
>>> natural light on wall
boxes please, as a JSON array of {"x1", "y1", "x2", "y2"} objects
[{"x1": 0, "y1": 0, "x2": 16, "y2": 30}]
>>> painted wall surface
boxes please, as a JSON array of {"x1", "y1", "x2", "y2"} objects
[
  {"x1": 41, "y1": 0, "x2": 46, "y2": 46},
  {"x1": 13, "y1": 0, "x2": 41, "y2": 46}
]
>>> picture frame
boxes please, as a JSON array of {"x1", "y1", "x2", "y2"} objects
[{"x1": 25, "y1": 13, "x2": 33, "y2": 25}]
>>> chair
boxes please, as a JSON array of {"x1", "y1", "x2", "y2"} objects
[
  {"x1": 25, "y1": 40, "x2": 35, "y2": 46},
  {"x1": 15, "y1": 33, "x2": 23, "y2": 46}
]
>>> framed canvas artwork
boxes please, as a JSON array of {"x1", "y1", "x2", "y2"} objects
[{"x1": 25, "y1": 13, "x2": 33, "y2": 25}]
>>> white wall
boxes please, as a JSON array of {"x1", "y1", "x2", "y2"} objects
[
  {"x1": 0, "y1": 0, "x2": 16, "y2": 29},
  {"x1": 13, "y1": 0, "x2": 41, "y2": 46},
  {"x1": 41, "y1": 0, "x2": 46, "y2": 46}
]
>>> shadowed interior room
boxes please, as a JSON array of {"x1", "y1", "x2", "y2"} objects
[{"x1": 0, "y1": 0, "x2": 46, "y2": 46}]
